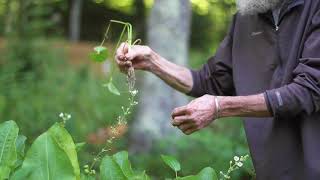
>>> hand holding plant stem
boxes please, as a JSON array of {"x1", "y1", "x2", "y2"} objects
[
  {"x1": 89, "y1": 20, "x2": 141, "y2": 95},
  {"x1": 87, "y1": 20, "x2": 141, "y2": 175}
]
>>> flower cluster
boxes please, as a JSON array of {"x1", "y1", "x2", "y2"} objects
[
  {"x1": 83, "y1": 165, "x2": 96, "y2": 175},
  {"x1": 219, "y1": 155, "x2": 249, "y2": 179},
  {"x1": 59, "y1": 112, "x2": 71, "y2": 124}
]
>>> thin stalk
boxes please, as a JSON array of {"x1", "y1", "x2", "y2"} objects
[{"x1": 109, "y1": 25, "x2": 127, "y2": 79}]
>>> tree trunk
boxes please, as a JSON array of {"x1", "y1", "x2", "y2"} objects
[
  {"x1": 130, "y1": 0, "x2": 191, "y2": 153},
  {"x1": 69, "y1": 0, "x2": 83, "y2": 42}
]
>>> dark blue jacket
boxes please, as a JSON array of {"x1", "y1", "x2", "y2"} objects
[{"x1": 189, "y1": 0, "x2": 320, "y2": 179}]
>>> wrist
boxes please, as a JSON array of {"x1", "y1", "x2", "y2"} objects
[
  {"x1": 218, "y1": 96, "x2": 241, "y2": 118},
  {"x1": 146, "y1": 49, "x2": 161, "y2": 72}
]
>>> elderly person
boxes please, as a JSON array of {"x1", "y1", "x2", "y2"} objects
[{"x1": 116, "y1": 0, "x2": 320, "y2": 179}]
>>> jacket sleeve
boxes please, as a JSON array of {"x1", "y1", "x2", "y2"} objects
[
  {"x1": 187, "y1": 16, "x2": 236, "y2": 98},
  {"x1": 265, "y1": 10, "x2": 320, "y2": 119}
]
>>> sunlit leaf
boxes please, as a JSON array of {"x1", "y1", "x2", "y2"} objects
[
  {"x1": 104, "y1": 80, "x2": 121, "y2": 96},
  {"x1": 113, "y1": 151, "x2": 134, "y2": 178},
  {"x1": 89, "y1": 46, "x2": 108, "y2": 62},
  {"x1": 12, "y1": 123, "x2": 80, "y2": 180},
  {"x1": 177, "y1": 167, "x2": 218, "y2": 180},
  {"x1": 197, "y1": 167, "x2": 218, "y2": 180},
  {"x1": 100, "y1": 155, "x2": 126, "y2": 180},
  {"x1": 161, "y1": 155, "x2": 181, "y2": 172},
  {"x1": 0, "y1": 120, "x2": 19, "y2": 179}
]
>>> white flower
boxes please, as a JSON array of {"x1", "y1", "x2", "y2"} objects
[
  {"x1": 236, "y1": 162, "x2": 243, "y2": 167},
  {"x1": 234, "y1": 156, "x2": 240, "y2": 161},
  {"x1": 59, "y1": 113, "x2": 64, "y2": 118},
  {"x1": 67, "y1": 114, "x2": 71, "y2": 119},
  {"x1": 130, "y1": 90, "x2": 138, "y2": 96}
]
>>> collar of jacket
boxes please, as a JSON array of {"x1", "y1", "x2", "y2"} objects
[{"x1": 258, "y1": 0, "x2": 305, "y2": 25}]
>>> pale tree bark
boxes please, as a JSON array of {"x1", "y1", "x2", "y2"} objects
[
  {"x1": 130, "y1": 0, "x2": 191, "y2": 153},
  {"x1": 69, "y1": 0, "x2": 83, "y2": 42}
]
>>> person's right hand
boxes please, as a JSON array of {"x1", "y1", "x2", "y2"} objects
[{"x1": 115, "y1": 42, "x2": 155, "y2": 73}]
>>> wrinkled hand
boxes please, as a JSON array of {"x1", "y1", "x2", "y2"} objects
[
  {"x1": 171, "y1": 95, "x2": 217, "y2": 135},
  {"x1": 115, "y1": 42, "x2": 154, "y2": 73}
]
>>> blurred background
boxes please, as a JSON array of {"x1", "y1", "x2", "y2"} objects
[{"x1": 0, "y1": 0, "x2": 254, "y2": 179}]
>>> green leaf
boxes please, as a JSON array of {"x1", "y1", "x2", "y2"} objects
[
  {"x1": 14, "y1": 135, "x2": 27, "y2": 169},
  {"x1": 0, "y1": 120, "x2": 19, "y2": 179},
  {"x1": 105, "y1": 80, "x2": 121, "y2": 96},
  {"x1": 177, "y1": 167, "x2": 218, "y2": 180},
  {"x1": 48, "y1": 123, "x2": 81, "y2": 179},
  {"x1": 161, "y1": 155, "x2": 181, "y2": 172},
  {"x1": 113, "y1": 151, "x2": 134, "y2": 178},
  {"x1": 12, "y1": 123, "x2": 80, "y2": 180},
  {"x1": 100, "y1": 155, "x2": 126, "y2": 180},
  {"x1": 197, "y1": 167, "x2": 218, "y2": 180},
  {"x1": 75, "y1": 142, "x2": 86, "y2": 152},
  {"x1": 94, "y1": 46, "x2": 107, "y2": 53},
  {"x1": 80, "y1": 173, "x2": 95, "y2": 180},
  {"x1": 89, "y1": 46, "x2": 108, "y2": 62}
]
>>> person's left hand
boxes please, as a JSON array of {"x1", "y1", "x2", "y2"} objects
[{"x1": 171, "y1": 95, "x2": 217, "y2": 135}]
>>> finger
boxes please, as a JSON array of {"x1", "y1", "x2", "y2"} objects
[
  {"x1": 171, "y1": 116, "x2": 191, "y2": 126},
  {"x1": 124, "y1": 49, "x2": 138, "y2": 61},
  {"x1": 116, "y1": 58, "x2": 131, "y2": 67},
  {"x1": 116, "y1": 43, "x2": 129, "y2": 60},
  {"x1": 178, "y1": 123, "x2": 195, "y2": 132},
  {"x1": 184, "y1": 127, "x2": 199, "y2": 135},
  {"x1": 171, "y1": 106, "x2": 189, "y2": 118}
]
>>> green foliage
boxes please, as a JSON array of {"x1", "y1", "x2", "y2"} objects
[
  {"x1": 0, "y1": 120, "x2": 19, "y2": 179},
  {"x1": 0, "y1": 120, "x2": 251, "y2": 179},
  {"x1": 177, "y1": 167, "x2": 218, "y2": 180},
  {"x1": 104, "y1": 78, "x2": 121, "y2": 96},
  {"x1": 89, "y1": 46, "x2": 109, "y2": 62},
  {"x1": 99, "y1": 151, "x2": 151, "y2": 180},
  {"x1": 14, "y1": 135, "x2": 26, "y2": 169},
  {"x1": 161, "y1": 155, "x2": 181, "y2": 173},
  {"x1": 12, "y1": 123, "x2": 80, "y2": 180}
]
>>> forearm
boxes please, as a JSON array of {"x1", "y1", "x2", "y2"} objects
[
  {"x1": 148, "y1": 51, "x2": 193, "y2": 93},
  {"x1": 218, "y1": 94, "x2": 272, "y2": 118}
]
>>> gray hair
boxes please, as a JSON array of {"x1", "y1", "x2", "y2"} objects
[{"x1": 236, "y1": 0, "x2": 283, "y2": 15}]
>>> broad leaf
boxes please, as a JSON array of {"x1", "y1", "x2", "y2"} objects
[
  {"x1": 0, "y1": 120, "x2": 19, "y2": 179},
  {"x1": 12, "y1": 123, "x2": 80, "y2": 180},
  {"x1": 161, "y1": 155, "x2": 181, "y2": 172},
  {"x1": 113, "y1": 151, "x2": 134, "y2": 178},
  {"x1": 14, "y1": 135, "x2": 27, "y2": 169},
  {"x1": 89, "y1": 46, "x2": 108, "y2": 62},
  {"x1": 177, "y1": 167, "x2": 218, "y2": 180},
  {"x1": 197, "y1": 167, "x2": 218, "y2": 180},
  {"x1": 48, "y1": 123, "x2": 81, "y2": 179},
  {"x1": 105, "y1": 80, "x2": 121, "y2": 96},
  {"x1": 100, "y1": 155, "x2": 126, "y2": 180}
]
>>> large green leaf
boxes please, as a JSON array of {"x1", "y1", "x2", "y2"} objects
[
  {"x1": 0, "y1": 120, "x2": 19, "y2": 179},
  {"x1": 14, "y1": 135, "x2": 27, "y2": 169},
  {"x1": 100, "y1": 155, "x2": 126, "y2": 180},
  {"x1": 113, "y1": 151, "x2": 134, "y2": 178},
  {"x1": 12, "y1": 123, "x2": 80, "y2": 180},
  {"x1": 177, "y1": 167, "x2": 218, "y2": 180},
  {"x1": 197, "y1": 167, "x2": 218, "y2": 180},
  {"x1": 161, "y1": 155, "x2": 181, "y2": 172},
  {"x1": 48, "y1": 123, "x2": 81, "y2": 179}
]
